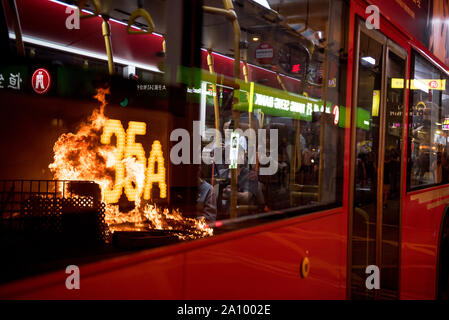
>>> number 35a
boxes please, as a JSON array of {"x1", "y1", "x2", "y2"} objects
[{"x1": 100, "y1": 119, "x2": 167, "y2": 204}]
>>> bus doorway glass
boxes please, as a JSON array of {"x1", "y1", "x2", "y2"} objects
[{"x1": 350, "y1": 20, "x2": 407, "y2": 299}]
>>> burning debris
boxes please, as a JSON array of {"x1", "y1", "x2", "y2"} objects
[
  {"x1": 49, "y1": 88, "x2": 213, "y2": 241},
  {"x1": 105, "y1": 205, "x2": 213, "y2": 240}
]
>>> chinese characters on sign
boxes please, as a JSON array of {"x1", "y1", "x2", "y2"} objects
[
  {"x1": 137, "y1": 84, "x2": 167, "y2": 91},
  {"x1": 0, "y1": 72, "x2": 23, "y2": 90},
  {"x1": 253, "y1": 92, "x2": 332, "y2": 118},
  {"x1": 8, "y1": 73, "x2": 22, "y2": 90}
]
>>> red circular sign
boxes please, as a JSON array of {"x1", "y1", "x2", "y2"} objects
[
  {"x1": 255, "y1": 43, "x2": 274, "y2": 65},
  {"x1": 429, "y1": 80, "x2": 438, "y2": 89},
  {"x1": 31, "y1": 68, "x2": 51, "y2": 94},
  {"x1": 333, "y1": 105, "x2": 340, "y2": 125}
]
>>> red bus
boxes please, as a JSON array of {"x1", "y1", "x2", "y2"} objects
[{"x1": 0, "y1": 0, "x2": 448, "y2": 300}]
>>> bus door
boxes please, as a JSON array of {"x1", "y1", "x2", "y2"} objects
[{"x1": 349, "y1": 19, "x2": 407, "y2": 299}]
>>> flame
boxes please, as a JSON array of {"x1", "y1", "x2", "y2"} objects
[
  {"x1": 123, "y1": 157, "x2": 145, "y2": 207},
  {"x1": 49, "y1": 87, "x2": 213, "y2": 240},
  {"x1": 49, "y1": 87, "x2": 115, "y2": 193}
]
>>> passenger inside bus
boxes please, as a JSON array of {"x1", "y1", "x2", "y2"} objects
[
  {"x1": 197, "y1": 165, "x2": 217, "y2": 223},
  {"x1": 212, "y1": 116, "x2": 264, "y2": 218}
]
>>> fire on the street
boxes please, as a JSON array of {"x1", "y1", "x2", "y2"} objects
[{"x1": 48, "y1": 88, "x2": 213, "y2": 240}]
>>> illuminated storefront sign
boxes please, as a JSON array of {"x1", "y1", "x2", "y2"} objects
[
  {"x1": 183, "y1": 67, "x2": 348, "y2": 127},
  {"x1": 101, "y1": 119, "x2": 167, "y2": 204},
  {"x1": 443, "y1": 118, "x2": 449, "y2": 131},
  {"x1": 357, "y1": 108, "x2": 371, "y2": 131},
  {"x1": 187, "y1": 85, "x2": 216, "y2": 96},
  {"x1": 391, "y1": 78, "x2": 447, "y2": 90},
  {"x1": 188, "y1": 80, "x2": 350, "y2": 128},
  {"x1": 333, "y1": 105, "x2": 340, "y2": 125},
  {"x1": 291, "y1": 64, "x2": 301, "y2": 73},
  {"x1": 255, "y1": 43, "x2": 274, "y2": 65},
  {"x1": 240, "y1": 82, "x2": 325, "y2": 121},
  {"x1": 0, "y1": 66, "x2": 27, "y2": 91},
  {"x1": 372, "y1": 90, "x2": 380, "y2": 117},
  {"x1": 391, "y1": 78, "x2": 404, "y2": 89}
]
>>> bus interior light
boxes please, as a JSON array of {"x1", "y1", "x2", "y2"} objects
[
  {"x1": 361, "y1": 56, "x2": 376, "y2": 65},
  {"x1": 252, "y1": 0, "x2": 271, "y2": 10},
  {"x1": 8, "y1": 33, "x2": 162, "y2": 74}
]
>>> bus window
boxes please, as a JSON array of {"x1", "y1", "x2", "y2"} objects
[
  {"x1": 408, "y1": 52, "x2": 449, "y2": 189},
  {"x1": 199, "y1": 0, "x2": 348, "y2": 225}
]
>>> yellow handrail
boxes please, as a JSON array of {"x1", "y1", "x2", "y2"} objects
[
  {"x1": 276, "y1": 72, "x2": 288, "y2": 92},
  {"x1": 77, "y1": 0, "x2": 101, "y2": 19},
  {"x1": 203, "y1": 0, "x2": 241, "y2": 218},
  {"x1": 206, "y1": 50, "x2": 221, "y2": 148},
  {"x1": 127, "y1": 8, "x2": 155, "y2": 34},
  {"x1": 101, "y1": 16, "x2": 114, "y2": 75},
  {"x1": 203, "y1": 0, "x2": 240, "y2": 79},
  {"x1": 243, "y1": 61, "x2": 251, "y2": 129}
]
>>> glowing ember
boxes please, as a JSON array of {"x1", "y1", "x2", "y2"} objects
[
  {"x1": 49, "y1": 87, "x2": 213, "y2": 240},
  {"x1": 105, "y1": 204, "x2": 213, "y2": 239}
]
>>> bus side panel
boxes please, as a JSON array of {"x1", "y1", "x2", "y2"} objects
[
  {"x1": 0, "y1": 210, "x2": 346, "y2": 299},
  {"x1": 0, "y1": 254, "x2": 184, "y2": 299},
  {"x1": 184, "y1": 211, "x2": 346, "y2": 299},
  {"x1": 401, "y1": 186, "x2": 448, "y2": 299}
]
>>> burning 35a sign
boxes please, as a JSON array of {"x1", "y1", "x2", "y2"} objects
[{"x1": 49, "y1": 88, "x2": 167, "y2": 205}]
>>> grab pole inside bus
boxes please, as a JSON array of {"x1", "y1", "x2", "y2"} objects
[
  {"x1": 77, "y1": 0, "x2": 113, "y2": 74},
  {"x1": 6, "y1": 0, "x2": 24, "y2": 56},
  {"x1": 206, "y1": 49, "x2": 220, "y2": 194},
  {"x1": 203, "y1": 0, "x2": 241, "y2": 218},
  {"x1": 243, "y1": 61, "x2": 251, "y2": 130},
  {"x1": 243, "y1": 60, "x2": 259, "y2": 171},
  {"x1": 206, "y1": 49, "x2": 221, "y2": 149},
  {"x1": 317, "y1": 54, "x2": 328, "y2": 204},
  {"x1": 101, "y1": 15, "x2": 114, "y2": 75},
  {"x1": 275, "y1": 73, "x2": 304, "y2": 206},
  {"x1": 276, "y1": 73, "x2": 302, "y2": 207}
]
